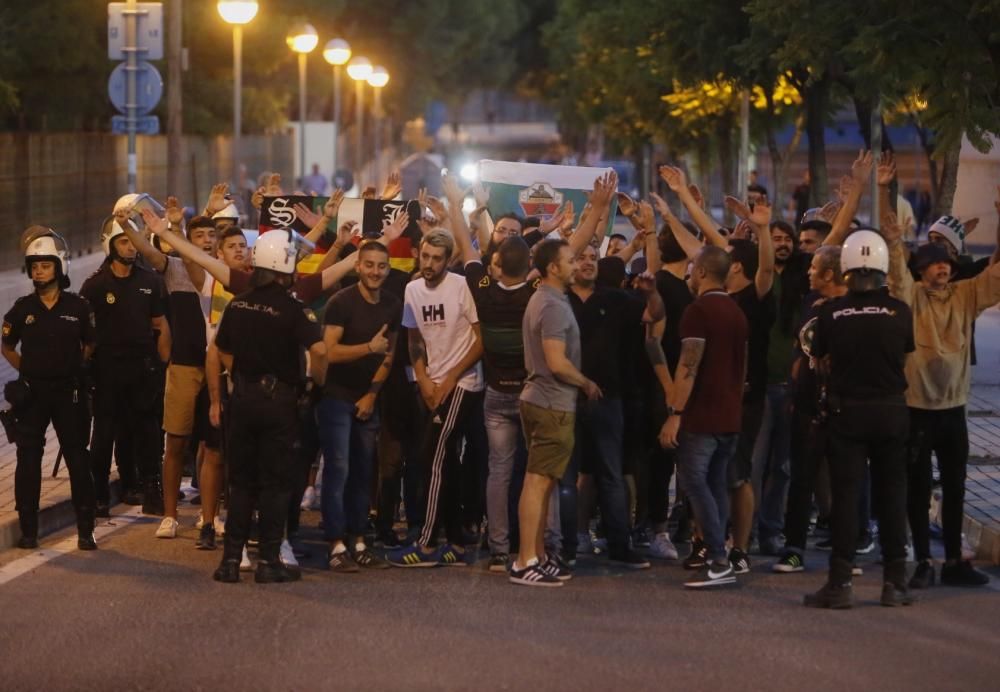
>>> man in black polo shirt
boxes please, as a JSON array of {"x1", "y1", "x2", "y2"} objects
[
  {"x1": 805, "y1": 230, "x2": 915, "y2": 609},
  {"x1": 209, "y1": 230, "x2": 327, "y2": 584},
  {"x1": 81, "y1": 217, "x2": 170, "y2": 518},
  {"x1": 2, "y1": 229, "x2": 99, "y2": 550},
  {"x1": 564, "y1": 241, "x2": 664, "y2": 568}
]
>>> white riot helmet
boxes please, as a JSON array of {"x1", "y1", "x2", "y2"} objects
[
  {"x1": 212, "y1": 202, "x2": 240, "y2": 222},
  {"x1": 840, "y1": 229, "x2": 889, "y2": 276},
  {"x1": 100, "y1": 215, "x2": 139, "y2": 256},
  {"x1": 252, "y1": 228, "x2": 309, "y2": 274},
  {"x1": 23, "y1": 227, "x2": 71, "y2": 288},
  {"x1": 113, "y1": 193, "x2": 165, "y2": 229}
]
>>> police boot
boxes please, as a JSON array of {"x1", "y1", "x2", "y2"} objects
[
  {"x1": 254, "y1": 490, "x2": 299, "y2": 583},
  {"x1": 804, "y1": 557, "x2": 854, "y2": 609},
  {"x1": 76, "y1": 508, "x2": 97, "y2": 551},
  {"x1": 17, "y1": 511, "x2": 39, "y2": 550},
  {"x1": 881, "y1": 558, "x2": 915, "y2": 607},
  {"x1": 213, "y1": 559, "x2": 241, "y2": 583},
  {"x1": 142, "y1": 478, "x2": 165, "y2": 516}
]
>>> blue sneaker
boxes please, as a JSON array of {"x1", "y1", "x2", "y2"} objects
[
  {"x1": 435, "y1": 543, "x2": 468, "y2": 567},
  {"x1": 387, "y1": 544, "x2": 439, "y2": 568}
]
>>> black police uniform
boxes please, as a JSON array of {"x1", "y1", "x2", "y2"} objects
[
  {"x1": 214, "y1": 281, "x2": 322, "y2": 576},
  {"x1": 2, "y1": 290, "x2": 98, "y2": 545},
  {"x1": 80, "y1": 261, "x2": 167, "y2": 513},
  {"x1": 811, "y1": 288, "x2": 914, "y2": 590}
]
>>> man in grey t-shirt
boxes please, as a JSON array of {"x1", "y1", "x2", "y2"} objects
[{"x1": 512, "y1": 239, "x2": 602, "y2": 588}]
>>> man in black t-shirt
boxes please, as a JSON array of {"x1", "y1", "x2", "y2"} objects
[
  {"x1": 805, "y1": 230, "x2": 914, "y2": 609},
  {"x1": 317, "y1": 241, "x2": 401, "y2": 573},
  {"x1": 81, "y1": 218, "x2": 170, "y2": 518}
]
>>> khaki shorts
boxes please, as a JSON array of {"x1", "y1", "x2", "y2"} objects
[
  {"x1": 520, "y1": 401, "x2": 575, "y2": 479},
  {"x1": 163, "y1": 364, "x2": 205, "y2": 436}
]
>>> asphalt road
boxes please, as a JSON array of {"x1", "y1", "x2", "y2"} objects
[{"x1": 1, "y1": 504, "x2": 998, "y2": 691}]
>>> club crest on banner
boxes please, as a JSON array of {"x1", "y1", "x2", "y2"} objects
[
  {"x1": 518, "y1": 182, "x2": 564, "y2": 218},
  {"x1": 267, "y1": 197, "x2": 298, "y2": 228}
]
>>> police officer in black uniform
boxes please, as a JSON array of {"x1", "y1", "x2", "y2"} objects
[
  {"x1": 209, "y1": 229, "x2": 327, "y2": 584},
  {"x1": 1, "y1": 228, "x2": 98, "y2": 550},
  {"x1": 805, "y1": 229, "x2": 915, "y2": 609},
  {"x1": 81, "y1": 215, "x2": 171, "y2": 517}
]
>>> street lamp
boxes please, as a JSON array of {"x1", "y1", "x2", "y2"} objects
[
  {"x1": 346, "y1": 56, "x2": 372, "y2": 182},
  {"x1": 217, "y1": 1, "x2": 259, "y2": 187},
  {"x1": 367, "y1": 66, "x2": 388, "y2": 186},
  {"x1": 286, "y1": 22, "x2": 318, "y2": 184},
  {"x1": 323, "y1": 38, "x2": 351, "y2": 182}
]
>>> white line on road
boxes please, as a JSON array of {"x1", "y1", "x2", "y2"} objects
[{"x1": 0, "y1": 507, "x2": 147, "y2": 586}]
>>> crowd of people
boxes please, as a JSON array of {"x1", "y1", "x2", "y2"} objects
[{"x1": 3, "y1": 149, "x2": 997, "y2": 604}]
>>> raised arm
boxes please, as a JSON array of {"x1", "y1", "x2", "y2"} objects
[
  {"x1": 120, "y1": 210, "x2": 167, "y2": 272},
  {"x1": 650, "y1": 192, "x2": 703, "y2": 260},
  {"x1": 750, "y1": 199, "x2": 776, "y2": 299},
  {"x1": 881, "y1": 211, "x2": 913, "y2": 305},
  {"x1": 568, "y1": 171, "x2": 618, "y2": 255},
  {"x1": 443, "y1": 174, "x2": 480, "y2": 265},
  {"x1": 142, "y1": 207, "x2": 231, "y2": 285},
  {"x1": 825, "y1": 150, "x2": 873, "y2": 247},
  {"x1": 303, "y1": 189, "x2": 345, "y2": 246},
  {"x1": 659, "y1": 166, "x2": 727, "y2": 249}
]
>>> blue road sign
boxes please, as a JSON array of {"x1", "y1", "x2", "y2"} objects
[
  {"x1": 111, "y1": 115, "x2": 160, "y2": 136},
  {"x1": 108, "y1": 60, "x2": 163, "y2": 116}
]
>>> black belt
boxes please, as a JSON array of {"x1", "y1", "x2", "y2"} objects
[{"x1": 232, "y1": 374, "x2": 297, "y2": 397}]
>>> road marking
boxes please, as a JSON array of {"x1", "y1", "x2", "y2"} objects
[{"x1": 0, "y1": 507, "x2": 147, "y2": 586}]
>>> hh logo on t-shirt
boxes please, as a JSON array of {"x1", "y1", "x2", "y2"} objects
[{"x1": 421, "y1": 304, "x2": 445, "y2": 323}]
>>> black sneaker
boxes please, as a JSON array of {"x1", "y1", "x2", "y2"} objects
[
  {"x1": 488, "y1": 553, "x2": 510, "y2": 573},
  {"x1": 328, "y1": 549, "x2": 360, "y2": 573},
  {"x1": 804, "y1": 581, "x2": 853, "y2": 609},
  {"x1": 95, "y1": 503, "x2": 111, "y2": 519},
  {"x1": 122, "y1": 488, "x2": 143, "y2": 506},
  {"x1": 77, "y1": 534, "x2": 98, "y2": 551},
  {"x1": 353, "y1": 547, "x2": 390, "y2": 570},
  {"x1": 213, "y1": 559, "x2": 241, "y2": 583},
  {"x1": 940, "y1": 560, "x2": 990, "y2": 587},
  {"x1": 196, "y1": 524, "x2": 217, "y2": 551},
  {"x1": 684, "y1": 561, "x2": 736, "y2": 588},
  {"x1": 559, "y1": 548, "x2": 577, "y2": 568},
  {"x1": 609, "y1": 548, "x2": 651, "y2": 570},
  {"x1": 773, "y1": 550, "x2": 805, "y2": 573},
  {"x1": 541, "y1": 553, "x2": 573, "y2": 581},
  {"x1": 509, "y1": 561, "x2": 563, "y2": 588},
  {"x1": 815, "y1": 538, "x2": 833, "y2": 551},
  {"x1": 683, "y1": 540, "x2": 708, "y2": 570},
  {"x1": 255, "y1": 560, "x2": 301, "y2": 583},
  {"x1": 881, "y1": 582, "x2": 916, "y2": 607},
  {"x1": 631, "y1": 526, "x2": 651, "y2": 548},
  {"x1": 17, "y1": 536, "x2": 39, "y2": 550},
  {"x1": 729, "y1": 548, "x2": 751, "y2": 575},
  {"x1": 908, "y1": 560, "x2": 935, "y2": 589},
  {"x1": 855, "y1": 535, "x2": 876, "y2": 555}
]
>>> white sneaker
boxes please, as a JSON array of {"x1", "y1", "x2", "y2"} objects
[
  {"x1": 155, "y1": 517, "x2": 178, "y2": 539},
  {"x1": 280, "y1": 539, "x2": 299, "y2": 568},
  {"x1": 213, "y1": 515, "x2": 226, "y2": 536},
  {"x1": 240, "y1": 546, "x2": 253, "y2": 572},
  {"x1": 649, "y1": 532, "x2": 679, "y2": 560},
  {"x1": 300, "y1": 486, "x2": 316, "y2": 510}
]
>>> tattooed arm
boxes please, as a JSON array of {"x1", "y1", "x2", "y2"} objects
[{"x1": 659, "y1": 337, "x2": 705, "y2": 448}]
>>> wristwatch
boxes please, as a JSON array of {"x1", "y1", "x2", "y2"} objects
[{"x1": 666, "y1": 406, "x2": 684, "y2": 418}]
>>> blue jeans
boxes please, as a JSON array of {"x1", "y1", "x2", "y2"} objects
[
  {"x1": 317, "y1": 397, "x2": 379, "y2": 543},
  {"x1": 558, "y1": 397, "x2": 629, "y2": 557},
  {"x1": 677, "y1": 432, "x2": 739, "y2": 563},
  {"x1": 750, "y1": 384, "x2": 792, "y2": 541}
]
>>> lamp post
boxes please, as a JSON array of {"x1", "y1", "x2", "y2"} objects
[
  {"x1": 346, "y1": 56, "x2": 372, "y2": 182},
  {"x1": 367, "y1": 66, "x2": 389, "y2": 186},
  {"x1": 217, "y1": 2, "x2": 259, "y2": 188},
  {"x1": 286, "y1": 22, "x2": 318, "y2": 185},
  {"x1": 323, "y1": 38, "x2": 351, "y2": 182}
]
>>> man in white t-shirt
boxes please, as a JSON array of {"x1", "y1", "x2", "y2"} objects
[{"x1": 389, "y1": 229, "x2": 485, "y2": 567}]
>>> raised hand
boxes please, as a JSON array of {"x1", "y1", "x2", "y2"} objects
[
  {"x1": 251, "y1": 187, "x2": 265, "y2": 210},
  {"x1": 368, "y1": 324, "x2": 389, "y2": 355},
  {"x1": 818, "y1": 200, "x2": 843, "y2": 223},
  {"x1": 749, "y1": 196, "x2": 772, "y2": 227},
  {"x1": 381, "y1": 171, "x2": 402, "y2": 200},
  {"x1": 441, "y1": 173, "x2": 464, "y2": 206},
  {"x1": 336, "y1": 221, "x2": 358, "y2": 245},
  {"x1": 731, "y1": 220, "x2": 752, "y2": 240},
  {"x1": 877, "y1": 150, "x2": 896, "y2": 187},
  {"x1": 837, "y1": 175, "x2": 854, "y2": 203},
  {"x1": 688, "y1": 183, "x2": 706, "y2": 210},
  {"x1": 293, "y1": 202, "x2": 321, "y2": 228},
  {"x1": 634, "y1": 271, "x2": 656, "y2": 295},
  {"x1": 880, "y1": 211, "x2": 903, "y2": 245},
  {"x1": 649, "y1": 192, "x2": 672, "y2": 219},
  {"x1": 425, "y1": 196, "x2": 448, "y2": 225},
  {"x1": 471, "y1": 182, "x2": 490, "y2": 208},
  {"x1": 637, "y1": 200, "x2": 656, "y2": 232},
  {"x1": 616, "y1": 192, "x2": 638, "y2": 218},
  {"x1": 559, "y1": 200, "x2": 576, "y2": 233},
  {"x1": 381, "y1": 210, "x2": 411, "y2": 244},
  {"x1": 540, "y1": 205, "x2": 567, "y2": 233},
  {"x1": 724, "y1": 195, "x2": 752, "y2": 221},
  {"x1": 265, "y1": 174, "x2": 283, "y2": 196},
  {"x1": 591, "y1": 170, "x2": 618, "y2": 209},
  {"x1": 361, "y1": 186, "x2": 377, "y2": 200},
  {"x1": 324, "y1": 188, "x2": 345, "y2": 219},
  {"x1": 165, "y1": 196, "x2": 185, "y2": 226},
  {"x1": 850, "y1": 149, "x2": 874, "y2": 185},
  {"x1": 140, "y1": 207, "x2": 168, "y2": 236},
  {"x1": 205, "y1": 183, "x2": 229, "y2": 215},
  {"x1": 658, "y1": 165, "x2": 687, "y2": 192}
]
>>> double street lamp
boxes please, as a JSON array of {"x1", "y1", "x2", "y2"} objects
[
  {"x1": 217, "y1": 1, "x2": 259, "y2": 187},
  {"x1": 286, "y1": 23, "x2": 318, "y2": 184},
  {"x1": 323, "y1": 38, "x2": 351, "y2": 181}
]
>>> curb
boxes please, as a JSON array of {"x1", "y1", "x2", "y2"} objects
[
  {"x1": 0, "y1": 479, "x2": 121, "y2": 553},
  {"x1": 930, "y1": 490, "x2": 1000, "y2": 566}
]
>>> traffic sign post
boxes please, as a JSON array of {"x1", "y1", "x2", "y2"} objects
[{"x1": 107, "y1": 1, "x2": 163, "y2": 193}]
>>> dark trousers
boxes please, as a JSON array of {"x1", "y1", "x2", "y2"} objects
[
  {"x1": 459, "y1": 398, "x2": 489, "y2": 529},
  {"x1": 417, "y1": 387, "x2": 485, "y2": 547},
  {"x1": 559, "y1": 397, "x2": 630, "y2": 557},
  {"x1": 287, "y1": 395, "x2": 320, "y2": 538},
  {"x1": 376, "y1": 375, "x2": 427, "y2": 535},
  {"x1": 785, "y1": 408, "x2": 824, "y2": 551},
  {"x1": 907, "y1": 406, "x2": 969, "y2": 562},
  {"x1": 638, "y1": 383, "x2": 675, "y2": 530},
  {"x1": 222, "y1": 384, "x2": 298, "y2": 564},
  {"x1": 827, "y1": 401, "x2": 909, "y2": 583},
  {"x1": 90, "y1": 355, "x2": 161, "y2": 505},
  {"x1": 15, "y1": 378, "x2": 95, "y2": 535}
]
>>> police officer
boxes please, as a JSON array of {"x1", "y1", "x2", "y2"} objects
[
  {"x1": 208, "y1": 229, "x2": 327, "y2": 584},
  {"x1": 1, "y1": 228, "x2": 98, "y2": 550},
  {"x1": 805, "y1": 229, "x2": 915, "y2": 609},
  {"x1": 80, "y1": 215, "x2": 171, "y2": 517}
]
